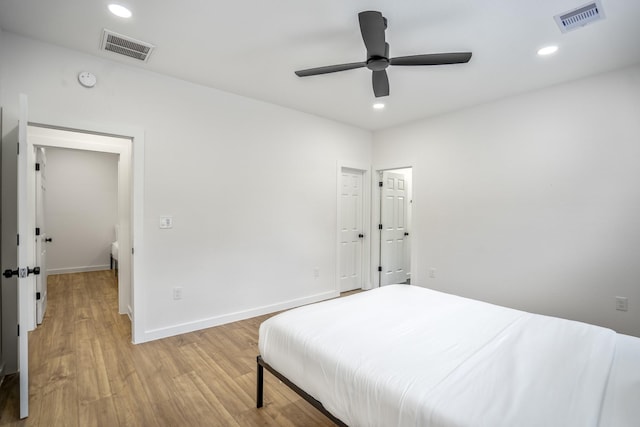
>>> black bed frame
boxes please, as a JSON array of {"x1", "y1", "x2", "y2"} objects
[{"x1": 256, "y1": 355, "x2": 348, "y2": 426}]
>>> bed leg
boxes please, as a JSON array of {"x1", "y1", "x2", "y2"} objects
[{"x1": 257, "y1": 356, "x2": 264, "y2": 408}]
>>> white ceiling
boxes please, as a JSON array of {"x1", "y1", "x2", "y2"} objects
[{"x1": 1, "y1": 0, "x2": 639, "y2": 130}]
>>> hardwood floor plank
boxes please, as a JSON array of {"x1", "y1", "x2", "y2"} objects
[
  {"x1": 78, "y1": 397, "x2": 119, "y2": 427},
  {"x1": 0, "y1": 271, "x2": 343, "y2": 426}
]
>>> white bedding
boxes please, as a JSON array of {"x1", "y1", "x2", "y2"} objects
[{"x1": 258, "y1": 285, "x2": 636, "y2": 427}]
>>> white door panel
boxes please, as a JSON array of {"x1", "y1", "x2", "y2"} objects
[
  {"x1": 339, "y1": 169, "x2": 364, "y2": 292},
  {"x1": 380, "y1": 171, "x2": 409, "y2": 286}
]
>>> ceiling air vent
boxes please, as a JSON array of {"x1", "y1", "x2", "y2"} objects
[
  {"x1": 554, "y1": 1, "x2": 605, "y2": 33},
  {"x1": 101, "y1": 29, "x2": 155, "y2": 62}
]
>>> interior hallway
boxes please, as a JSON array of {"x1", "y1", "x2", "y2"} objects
[{"x1": 0, "y1": 271, "x2": 333, "y2": 426}]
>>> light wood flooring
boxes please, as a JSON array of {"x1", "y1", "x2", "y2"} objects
[{"x1": 0, "y1": 271, "x2": 336, "y2": 426}]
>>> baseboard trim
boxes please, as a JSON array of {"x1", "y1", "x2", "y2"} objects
[
  {"x1": 48, "y1": 265, "x2": 111, "y2": 275},
  {"x1": 140, "y1": 290, "x2": 340, "y2": 343}
]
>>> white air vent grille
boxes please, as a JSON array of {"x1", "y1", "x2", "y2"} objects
[
  {"x1": 554, "y1": 1, "x2": 605, "y2": 33},
  {"x1": 101, "y1": 29, "x2": 155, "y2": 62}
]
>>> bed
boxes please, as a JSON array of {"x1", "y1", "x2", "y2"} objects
[{"x1": 257, "y1": 285, "x2": 640, "y2": 426}]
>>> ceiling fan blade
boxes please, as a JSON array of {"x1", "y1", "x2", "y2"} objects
[
  {"x1": 390, "y1": 52, "x2": 472, "y2": 66},
  {"x1": 358, "y1": 11, "x2": 386, "y2": 58},
  {"x1": 295, "y1": 62, "x2": 366, "y2": 77},
  {"x1": 372, "y1": 70, "x2": 389, "y2": 97}
]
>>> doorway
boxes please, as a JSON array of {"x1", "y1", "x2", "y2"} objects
[
  {"x1": 374, "y1": 167, "x2": 412, "y2": 287},
  {"x1": 27, "y1": 125, "x2": 133, "y2": 324},
  {"x1": 1, "y1": 105, "x2": 144, "y2": 417},
  {"x1": 338, "y1": 168, "x2": 364, "y2": 292},
  {"x1": 337, "y1": 164, "x2": 370, "y2": 292}
]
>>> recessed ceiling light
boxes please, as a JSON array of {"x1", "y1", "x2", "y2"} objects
[
  {"x1": 108, "y1": 4, "x2": 132, "y2": 18},
  {"x1": 537, "y1": 45, "x2": 558, "y2": 56},
  {"x1": 373, "y1": 103, "x2": 385, "y2": 110}
]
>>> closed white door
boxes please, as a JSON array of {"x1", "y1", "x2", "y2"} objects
[
  {"x1": 35, "y1": 147, "x2": 48, "y2": 324},
  {"x1": 380, "y1": 171, "x2": 409, "y2": 285},
  {"x1": 339, "y1": 169, "x2": 364, "y2": 292}
]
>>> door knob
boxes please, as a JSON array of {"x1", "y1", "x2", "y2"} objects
[
  {"x1": 45, "y1": 238, "x2": 53, "y2": 242},
  {"x1": 3, "y1": 266, "x2": 40, "y2": 278},
  {"x1": 358, "y1": 233, "x2": 364, "y2": 238},
  {"x1": 3, "y1": 269, "x2": 19, "y2": 278}
]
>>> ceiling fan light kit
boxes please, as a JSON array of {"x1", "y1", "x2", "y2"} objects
[{"x1": 295, "y1": 10, "x2": 472, "y2": 98}]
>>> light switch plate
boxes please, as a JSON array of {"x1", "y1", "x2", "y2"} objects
[
  {"x1": 160, "y1": 216, "x2": 173, "y2": 229},
  {"x1": 616, "y1": 296, "x2": 628, "y2": 312}
]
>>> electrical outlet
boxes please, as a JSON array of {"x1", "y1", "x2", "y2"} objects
[
  {"x1": 615, "y1": 296, "x2": 628, "y2": 312},
  {"x1": 173, "y1": 287, "x2": 183, "y2": 300},
  {"x1": 313, "y1": 268, "x2": 320, "y2": 278},
  {"x1": 429, "y1": 268, "x2": 436, "y2": 278}
]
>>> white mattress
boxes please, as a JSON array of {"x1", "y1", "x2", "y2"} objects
[{"x1": 259, "y1": 285, "x2": 639, "y2": 427}]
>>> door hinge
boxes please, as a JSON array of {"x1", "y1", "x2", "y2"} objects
[
  {"x1": 17, "y1": 234, "x2": 20, "y2": 246},
  {"x1": 35, "y1": 227, "x2": 40, "y2": 236},
  {"x1": 132, "y1": 248, "x2": 134, "y2": 255},
  {"x1": 36, "y1": 292, "x2": 41, "y2": 300},
  {"x1": 35, "y1": 162, "x2": 40, "y2": 171},
  {"x1": 17, "y1": 324, "x2": 20, "y2": 337},
  {"x1": 378, "y1": 266, "x2": 382, "y2": 272},
  {"x1": 378, "y1": 224, "x2": 383, "y2": 230},
  {"x1": 379, "y1": 181, "x2": 383, "y2": 187},
  {"x1": 17, "y1": 142, "x2": 19, "y2": 155}
]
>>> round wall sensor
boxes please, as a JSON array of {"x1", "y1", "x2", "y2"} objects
[{"x1": 78, "y1": 71, "x2": 97, "y2": 88}]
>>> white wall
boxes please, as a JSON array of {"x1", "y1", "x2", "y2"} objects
[
  {"x1": 44, "y1": 147, "x2": 118, "y2": 274},
  {"x1": 374, "y1": 64, "x2": 640, "y2": 337},
  {"x1": 0, "y1": 33, "x2": 372, "y2": 342}
]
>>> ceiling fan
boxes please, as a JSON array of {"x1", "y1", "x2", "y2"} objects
[{"x1": 295, "y1": 10, "x2": 472, "y2": 98}]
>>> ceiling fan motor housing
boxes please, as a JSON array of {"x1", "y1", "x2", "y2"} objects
[{"x1": 367, "y1": 57, "x2": 389, "y2": 71}]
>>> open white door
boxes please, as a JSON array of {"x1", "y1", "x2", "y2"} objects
[
  {"x1": 17, "y1": 94, "x2": 34, "y2": 418},
  {"x1": 380, "y1": 171, "x2": 409, "y2": 286}
]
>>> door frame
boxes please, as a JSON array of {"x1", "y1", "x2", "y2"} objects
[
  {"x1": 336, "y1": 161, "x2": 371, "y2": 291},
  {"x1": 25, "y1": 121, "x2": 146, "y2": 343},
  {"x1": 34, "y1": 146, "x2": 47, "y2": 325},
  {"x1": 371, "y1": 165, "x2": 415, "y2": 288}
]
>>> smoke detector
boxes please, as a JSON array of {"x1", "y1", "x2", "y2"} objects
[
  {"x1": 554, "y1": 1, "x2": 605, "y2": 33},
  {"x1": 101, "y1": 29, "x2": 155, "y2": 62}
]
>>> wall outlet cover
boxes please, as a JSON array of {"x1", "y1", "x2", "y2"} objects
[
  {"x1": 615, "y1": 296, "x2": 628, "y2": 312},
  {"x1": 160, "y1": 216, "x2": 173, "y2": 229}
]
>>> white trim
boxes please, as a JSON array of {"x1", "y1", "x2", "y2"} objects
[
  {"x1": 131, "y1": 131, "x2": 145, "y2": 343},
  {"x1": 143, "y1": 290, "x2": 339, "y2": 342},
  {"x1": 47, "y1": 265, "x2": 112, "y2": 275},
  {"x1": 336, "y1": 161, "x2": 372, "y2": 291}
]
